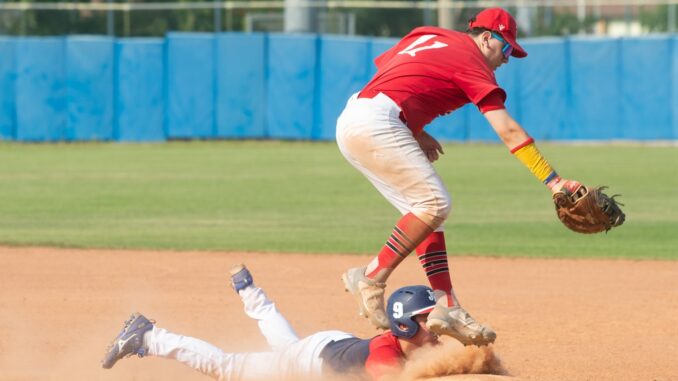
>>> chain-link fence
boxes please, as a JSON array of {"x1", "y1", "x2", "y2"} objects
[{"x1": 0, "y1": 1, "x2": 676, "y2": 37}]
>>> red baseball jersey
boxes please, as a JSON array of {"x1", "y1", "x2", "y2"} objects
[
  {"x1": 364, "y1": 331, "x2": 405, "y2": 380},
  {"x1": 320, "y1": 331, "x2": 405, "y2": 380},
  {"x1": 360, "y1": 26, "x2": 506, "y2": 135}
]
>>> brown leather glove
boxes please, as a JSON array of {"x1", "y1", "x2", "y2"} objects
[{"x1": 553, "y1": 181, "x2": 625, "y2": 234}]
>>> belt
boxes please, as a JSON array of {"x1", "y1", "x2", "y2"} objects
[{"x1": 357, "y1": 90, "x2": 407, "y2": 125}]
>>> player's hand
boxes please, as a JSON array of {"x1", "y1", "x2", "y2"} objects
[
  {"x1": 550, "y1": 178, "x2": 581, "y2": 194},
  {"x1": 415, "y1": 131, "x2": 444, "y2": 162}
]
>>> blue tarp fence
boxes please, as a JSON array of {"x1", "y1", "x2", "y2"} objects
[{"x1": 0, "y1": 33, "x2": 676, "y2": 142}]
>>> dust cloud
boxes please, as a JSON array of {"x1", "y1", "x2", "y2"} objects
[{"x1": 383, "y1": 338, "x2": 507, "y2": 381}]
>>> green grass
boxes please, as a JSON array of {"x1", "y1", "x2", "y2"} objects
[{"x1": 0, "y1": 141, "x2": 676, "y2": 259}]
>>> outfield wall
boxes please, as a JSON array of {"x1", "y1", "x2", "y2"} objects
[{"x1": 0, "y1": 33, "x2": 676, "y2": 142}]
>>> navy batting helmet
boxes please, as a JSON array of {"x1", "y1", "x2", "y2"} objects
[{"x1": 386, "y1": 285, "x2": 437, "y2": 339}]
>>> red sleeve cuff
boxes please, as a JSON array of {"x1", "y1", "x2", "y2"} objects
[{"x1": 478, "y1": 88, "x2": 507, "y2": 113}]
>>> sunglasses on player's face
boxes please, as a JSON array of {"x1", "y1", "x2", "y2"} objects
[{"x1": 491, "y1": 32, "x2": 513, "y2": 59}]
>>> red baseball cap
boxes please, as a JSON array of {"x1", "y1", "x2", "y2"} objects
[{"x1": 468, "y1": 8, "x2": 527, "y2": 58}]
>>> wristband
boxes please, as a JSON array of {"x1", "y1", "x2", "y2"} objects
[
  {"x1": 545, "y1": 173, "x2": 562, "y2": 189},
  {"x1": 511, "y1": 138, "x2": 558, "y2": 186}
]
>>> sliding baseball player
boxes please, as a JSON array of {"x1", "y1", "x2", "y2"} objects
[{"x1": 102, "y1": 265, "x2": 441, "y2": 380}]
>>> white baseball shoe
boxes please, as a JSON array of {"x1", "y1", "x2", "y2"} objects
[
  {"x1": 342, "y1": 266, "x2": 389, "y2": 329},
  {"x1": 426, "y1": 304, "x2": 496, "y2": 346}
]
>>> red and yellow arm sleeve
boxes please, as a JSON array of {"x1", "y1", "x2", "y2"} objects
[{"x1": 510, "y1": 138, "x2": 561, "y2": 188}]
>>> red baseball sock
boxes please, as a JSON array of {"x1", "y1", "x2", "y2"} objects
[
  {"x1": 416, "y1": 231, "x2": 455, "y2": 307},
  {"x1": 365, "y1": 213, "x2": 431, "y2": 282}
]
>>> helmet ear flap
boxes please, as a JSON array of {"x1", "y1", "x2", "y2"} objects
[
  {"x1": 390, "y1": 305, "x2": 420, "y2": 338},
  {"x1": 386, "y1": 285, "x2": 437, "y2": 339}
]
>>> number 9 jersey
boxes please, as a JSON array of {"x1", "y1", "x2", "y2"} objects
[{"x1": 360, "y1": 27, "x2": 507, "y2": 135}]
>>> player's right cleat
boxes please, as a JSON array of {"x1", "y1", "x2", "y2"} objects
[
  {"x1": 101, "y1": 312, "x2": 154, "y2": 369},
  {"x1": 230, "y1": 264, "x2": 254, "y2": 293},
  {"x1": 426, "y1": 304, "x2": 496, "y2": 346},
  {"x1": 342, "y1": 266, "x2": 389, "y2": 330}
]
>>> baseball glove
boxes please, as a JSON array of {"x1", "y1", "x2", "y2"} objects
[{"x1": 553, "y1": 182, "x2": 625, "y2": 234}]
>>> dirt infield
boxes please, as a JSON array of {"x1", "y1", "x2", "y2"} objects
[{"x1": 1, "y1": 247, "x2": 676, "y2": 381}]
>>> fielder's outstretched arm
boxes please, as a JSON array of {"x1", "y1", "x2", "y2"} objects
[{"x1": 483, "y1": 108, "x2": 570, "y2": 193}]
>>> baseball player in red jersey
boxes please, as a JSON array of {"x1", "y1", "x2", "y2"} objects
[
  {"x1": 337, "y1": 8, "x2": 580, "y2": 345},
  {"x1": 102, "y1": 265, "x2": 440, "y2": 381}
]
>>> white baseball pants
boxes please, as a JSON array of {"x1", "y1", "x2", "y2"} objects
[
  {"x1": 336, "y1": 92, "x2": 451, "y2": 230},
  {"x1": 144, "y1": 286, "x2": 352, "y2": 380}
]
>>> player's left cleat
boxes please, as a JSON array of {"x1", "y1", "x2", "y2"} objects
[
  {"x1": 342, "y1": 266, "x2": 390, "y2": 330},
  {"x1": 230, "y1": 264, "x2": 254, "y2": 293},
  {"x1": 426, "y1": 304, "x2": 496, "y2": 346},
  {"x1": 101, "y1": 312, "x2": 154, "y2": 369}
]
